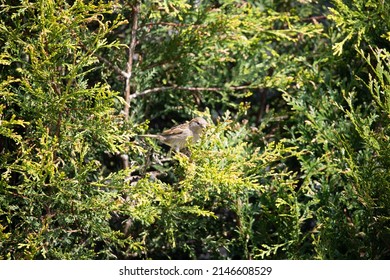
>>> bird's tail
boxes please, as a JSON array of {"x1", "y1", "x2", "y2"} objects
[{"x1": 139, "y1": 134, "x2": 160, "y2": 139}]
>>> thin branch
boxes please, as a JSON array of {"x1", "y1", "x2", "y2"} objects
[
  {"x1": 77, "y1": 38, "x2": 129, "y2": 79},
  {"x1": 95, "y1": 53, "x2": 129, "y2": 78},
  {"x1": 144, "y1": 22, "x2": 206, "y2": 29},
  {"x1": 301, "y1": 15, "x2": 327, "y2": 22},
  {"x1": 131, "y1": 86, "x2": 175, "y2": 99},
  {"x1": 121, "y1": 2, "x2": 140, "y2": 170},
  {"x1": 129, "y1": 85, "x2": 257, "y2": 100},
  {"x1": 123, "y1": 2, "x2": 140, "y2": 120}
]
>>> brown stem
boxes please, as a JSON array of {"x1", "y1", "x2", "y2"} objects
[
  {"x1": 77, "y1": 37, "x2": 129, "y2": 79},
  {"x1": 123, "y1": 2, "x2": 140, "y2": 120},
  {"x1": 144, "y1": 22, "x2": 206, "y2": 28},
  {"x1": 121, "y1": 2, "x2": 140, "y2": 170},
  {"x1": 301, "y1": 15, "x2": 327, "y2": 23},
  {"x1": 129, "y1": 85, "x2": 257, "y2": 100},
  {"x1": 95, "y1": 53, "x2": 129, "y2": 78}
]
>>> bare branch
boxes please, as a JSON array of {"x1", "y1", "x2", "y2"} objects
[
  {"x1": 301, "y1": 15, "x2": 327, "y2": 23},
  {"x1": 123, "y1": 2, "x2": 140, "y2": 120},
  {"x1": 122, "y1": 2, "x2": 140, "y2": 170},
  {"x1": 130, "y1": 86, "x2": 176, "y2": 99},
  {"x1": 77, "y1": 38, "x2": 129, "y2": 79},
  {"x1": 95, "y1": 53, "x2": 129, "y2": 78},
  {"x1": 144, "y1": 22, "x2": 206, "y2": 29},
  {"x1": 129, "y1": 85, "x2": 257, "y2": 100}
]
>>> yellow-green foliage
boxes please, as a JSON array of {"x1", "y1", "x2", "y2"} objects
[{"x1": 1, "y1": 0, "x2": 390, "y2": 260}]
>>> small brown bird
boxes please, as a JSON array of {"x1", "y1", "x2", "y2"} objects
[{"x1": 141, "y1": 117, "x2": 208, "y2": 152}]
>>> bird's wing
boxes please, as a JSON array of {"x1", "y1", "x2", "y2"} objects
[{"x1": 161, "y1": 123, "x2": 187, "y2": 136}]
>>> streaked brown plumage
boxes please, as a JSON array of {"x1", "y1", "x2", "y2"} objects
[{"x1": 141, "y1": 117, "x2": 208, "y2": 152}]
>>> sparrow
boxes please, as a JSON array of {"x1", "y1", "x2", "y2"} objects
[{"x1": 141, "y1": 117, "x2": 208, "y2": 152}]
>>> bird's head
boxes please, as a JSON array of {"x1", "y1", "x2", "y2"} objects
[{"x1": 189, "y1": 117, "x2": 208, "y2": 132}]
